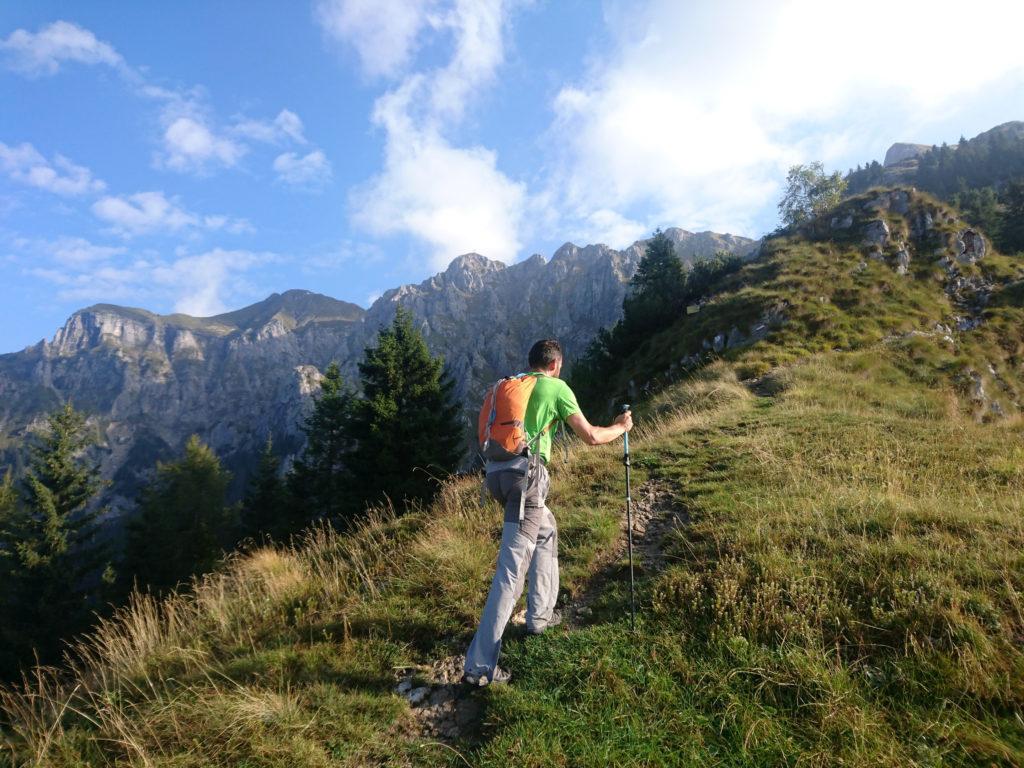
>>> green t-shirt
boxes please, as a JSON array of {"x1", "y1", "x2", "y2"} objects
[{"x1": 524, "y1": 374, "x2": 581, "y2": 463}]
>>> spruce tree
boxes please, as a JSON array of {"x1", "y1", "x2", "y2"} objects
[
  {"x1": 241, "y1": 437, "x2": 291, "y2": 542},
  {"x1": 0, "y1": 405, "x2": 109, "y2": 674},
  {"x1": 999, "y1": 179, "x2": 1024, "y2": 254},
  {"x1": 123, "y1": 435, "x2": 234, "y2": 594},
  {"x1": 0, "y1": 469, "x2": 22, "y2": 676},
  {"x1": 287, "y1": 362, "x2": 355, "y2": 523},
  {"x1": 601, "y1": 229, "x2": 689, "y2": 358},
  {"x1": 346, "y1": 306, "x2": 464, "y2": 513}
]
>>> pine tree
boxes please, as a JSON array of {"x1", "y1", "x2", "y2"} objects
[
  {"x1": 611, "y1": 229, "x2": 687, "y2": 355},
  {"x1": 123, "y1": 435, "x2": 234, "y2": 594},
  {"x1": 287, "y1": 362, "x2": 355, "y2": 523},
  {"x1": 0, "y1": 469, "x2": 22, "y2": 675},
  {"x1": 998, "y1": 179, "x2": 1024, "y2": 254},
  {"x1": 241, "y1": 437, "x2": 291, "y2": 542},
  {"x1": 628, "y1": 229, "x2": 685, "y2": 311},
  {"x1": 0, "y1": 405, "x2": 109, "y2": 675},
  {"x1": 346, "y1": 306, "x2": 464, "y2": 513}
]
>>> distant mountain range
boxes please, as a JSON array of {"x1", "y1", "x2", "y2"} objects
[{"x1": 0, "y1": 228, "x2": 756, "y2": 517}]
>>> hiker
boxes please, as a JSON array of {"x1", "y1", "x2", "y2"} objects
[{"x1": 462, "y1": 339, "x2": 633, "y2": 686}]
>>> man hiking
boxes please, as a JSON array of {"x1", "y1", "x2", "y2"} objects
[{"x1": 462, "y1": 339, "x2": 633, "y2": 686}]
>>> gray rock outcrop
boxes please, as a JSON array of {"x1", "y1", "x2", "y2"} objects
[{"x1": 883, "y1": 143, "x2": 931, "y2": 167}]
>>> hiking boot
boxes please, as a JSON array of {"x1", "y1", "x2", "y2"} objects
[
  {"x1": 461, "y1": 666, "x2": 512, "y2": 687},
  {"x1": 527, "y1": 609, "x2": 563, "y2": 635}
]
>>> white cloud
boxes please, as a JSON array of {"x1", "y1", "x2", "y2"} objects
[
  {"x1": 547, "y1": 0, "x2": 1024, "y2": 238},
  {"x1": 273, "y1": 150, "x2": 333, "y2": 188},
  {"x1": 92, "y1": 191, "x2": 197, "y2": 235},
  {"x1": 232, "y1": 109, "x2": 307, "y2": 145},
  {"x1": 4, "y1": 22, "x2": 315, "y2": 181},
  {"x1": 0, "y1": 20, "x2": 122, "y2": 76},
  {"x1": 49, "y1": 236, "x2": 127, "y2": 266},
  {"x1": 160, "y1": 116, "x2": 246, "y2": 172},
  {"x1": 0, "y1": 142, "x2": 106, "y2": 196},
  {"x1": 427, "y1": 0, "x2": 507, "y2": 121},
  {"x1": 576, "y1": 209, "x2": 648, "y2": 249},
  {"x1": 202, "y1": 214, "x2": 254, "y2": 234},
  {"x1": 152, "y1": 248, "x2": 267, "y2": 316},
  {"x1": 354, "y1": 127, "x2": 525, "y2": 266},
  {"x1": 315, "y1": 0, "x2": 437, "y2": 78},
  {"x1": 91, "y1": 191, "x2": 250, "y2": 237},
  {"x1": 23, "y1": 236, "x2": 272, "y2": 316},
  {"x1": 339, "y1": 0, "x2": 527, "y2": 267}
]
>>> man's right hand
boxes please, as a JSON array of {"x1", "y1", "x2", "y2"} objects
[
  {"x1": 614, "y1": 410, "x2": 633, "y2": 432},
  {"x1": 567, "y1": 410, "x2": 632, "y2": 445}
]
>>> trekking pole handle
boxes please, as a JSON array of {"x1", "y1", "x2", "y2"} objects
[{"x1": 621, "y1": 403, "x2": 630, "y2": 455}]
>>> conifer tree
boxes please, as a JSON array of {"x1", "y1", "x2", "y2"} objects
[
  {"x1": 287, "y1": 362, "x2": 355, "y2": 523},
  {"x1": 241, "y1": 437, "x2": 291, "y2": 542},
  {"x1": 999, "y1": 179, "x2": 1024, "y2": 254},
  {"x1": 0, "y1": 405, "x2": 109, "y2": 674},
  {"x1": 123, "y1": 435, "x2": 234, "y2": 594},
  {"x1": 346, "y1": 306, "x2": 463, "y2": 512},
  {"x1": 0, "y1": 469, "x2": 22, "y2": 675},
  {"x1": 622, "y1": 229, "x2": 686, "y2": 336}
]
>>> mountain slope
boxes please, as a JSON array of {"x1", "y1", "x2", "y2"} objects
[
  {"x1": 581, "y1": 187, "x2": 1024, "y2": 422},
  {"x1": 2, "y1": 186, "x2": 1021, "y2": 765},
  {"x1": 0, "y1": 291, "x2": 368, "y2": 508}
]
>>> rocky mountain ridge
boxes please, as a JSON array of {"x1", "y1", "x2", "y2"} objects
[{"x1": 0, "y1": 228, "x2": 756, "y2": 515}]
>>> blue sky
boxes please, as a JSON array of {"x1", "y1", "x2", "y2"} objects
[{"x1": 1, "y1": 0, "x2": 1023, "y2": 353}]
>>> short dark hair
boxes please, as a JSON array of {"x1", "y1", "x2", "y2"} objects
[{"x1": 529, "y1": 339, "x2": 562, "y2": 369}]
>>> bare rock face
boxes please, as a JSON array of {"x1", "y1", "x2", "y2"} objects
[
  {"x1": 884, "y1": 143, "x2": 932, "y2": 167},
  {"x1": 863, "y1": 219, "x2": 891, "y2": 249},
  {"x1": 956, "y1": 230, "x2": 986, "y2": 264},
  {"x1": 0, "y1": 290, "x2": 366, "y2": 512},
  {"x1": 0, "y1": 231, "x2": 757, "y2": 516},
  {"x1": 894, "y1": 246, "x2": 912, "y2": 275}
]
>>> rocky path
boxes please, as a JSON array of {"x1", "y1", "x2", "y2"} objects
[
  {"x1": 566, "y1": 479, "x2": 688, "y2": 627},
  {"x1": 393, "y1": 654, "x2": 483, "y2": 744},
  {"x1": 391, "y1": 478, "x2": 689, "y2": 747}
]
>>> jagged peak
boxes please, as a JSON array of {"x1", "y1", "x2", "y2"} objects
[
  {"x1": 551, "y1": 242, "x2": 580, "y2": 261},
  {"x1": 444, "y1": 252, "x2": 506, "y2": 275}
]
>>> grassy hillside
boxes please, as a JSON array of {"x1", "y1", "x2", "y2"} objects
[
  {"x1": 2, "y1": 187, "x2": 1023, "y2": 766},
  {"x1": 582, "y1": 188, "x2": 1024, "y2": 421}
]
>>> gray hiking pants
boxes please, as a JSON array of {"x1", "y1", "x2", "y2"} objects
[{"x1": 464, "y1": 461, "x2": 559, "y2": 679}]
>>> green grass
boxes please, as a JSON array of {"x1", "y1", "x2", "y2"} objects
[{"x1": 470, "y1": 351, "x2": 1024, "y2": 767}]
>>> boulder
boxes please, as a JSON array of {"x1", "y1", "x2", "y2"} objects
[
  {"x1": 957, "y1": 230, "x2": 986, "y2": 264},
  {"x1": 911, "y1": 210, "x2": 934, "y2": 237},
  {"x1": 894, "y1": 246, "x2": 911, "y2": 275},
  {"x1": 889, "y1": 191, "x2": 910, "y2": 214},
  {"x1": 726, "y1": 326, "x2": 746, "y2": 348},
  {"x1": 862, "y1": 219, "x2": 890, "y2": 249}
]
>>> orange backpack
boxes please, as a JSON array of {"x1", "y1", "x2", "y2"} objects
[{"x1": 477, "y1": 373, "x2": 557, "y2": 462}]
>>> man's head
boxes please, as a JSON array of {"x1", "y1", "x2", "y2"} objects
[{"x1": 529, "y1": 339, "x2": 563, "y2": 376}]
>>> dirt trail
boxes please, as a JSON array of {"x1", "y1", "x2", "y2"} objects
[
  {"x1": 393, "y1": 478, "x2": 688, "y2": 745},
  {"x1": 393, "y1": 653, "x2": 482, "y2": 744},
  {"x1": 566, "y1": 479, "x2": 688, "y2": 626}
]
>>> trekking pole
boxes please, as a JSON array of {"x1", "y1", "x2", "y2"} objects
[{"x1": 622, "y1": 403, "x2": 636, "y2": 631}]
